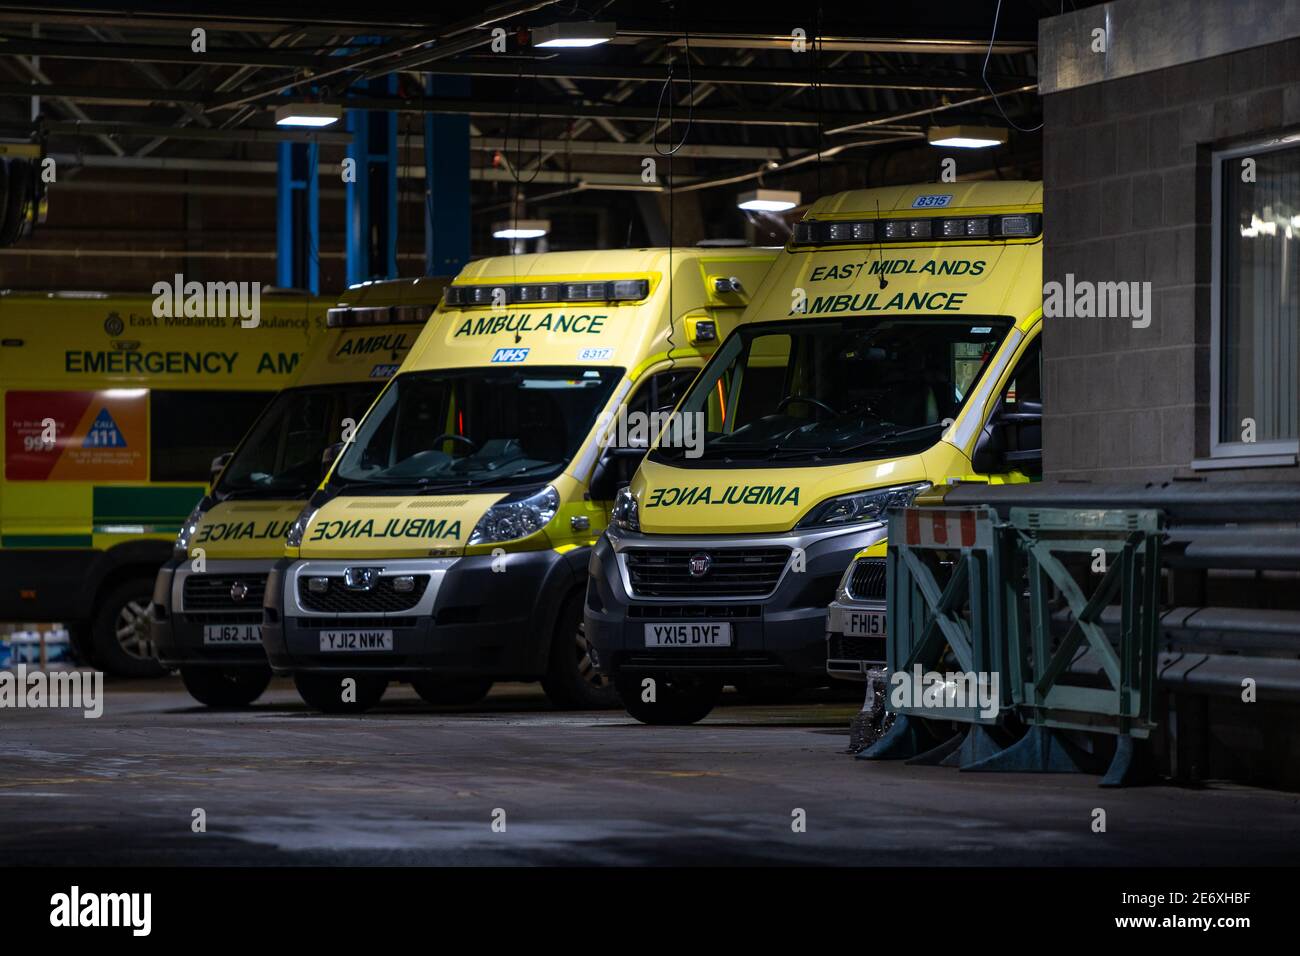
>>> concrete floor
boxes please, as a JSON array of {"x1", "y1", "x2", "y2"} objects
[{"x1": 1, "y1": 677, "x2": 1297, "y2": 866}]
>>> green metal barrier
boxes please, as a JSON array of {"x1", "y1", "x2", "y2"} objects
[
  {"x1": 862, "y1": 504, "x2": 1017, "y2": 768},
  {"x1": 861, "y1": 503, "x2": 1165, "y2": 786}
]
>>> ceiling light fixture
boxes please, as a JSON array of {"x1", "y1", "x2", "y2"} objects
[
  {"x1": 532, "y1": 21, "x2": 617, "y2": 48},
  {"x1": 927, "y1": 125, "x2": 1008, "y2": 149},
  {"x1": 736, "y1": 189, "x2": 802, "y2": 212},
  {"x1": 274, "y1": 103, "x2": 343, "y2": 128},
  {"x1": 492, "y1": 219, "x2": 551, "y2": 240}
]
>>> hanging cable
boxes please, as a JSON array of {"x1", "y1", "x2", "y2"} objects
[
  {"x1": 983, "y1": 0, "x2": 1043, "y2": 132},
  {"x1": 654, "y1": 3, "x2": 695, "y2": 376},
  {"x1": 813, "y1": 3, "x2": 824, "y2": 198}
]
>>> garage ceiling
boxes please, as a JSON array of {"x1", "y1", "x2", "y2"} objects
[{"x1": 0, "y1": 0, "x2": 1066, "y2": 206}]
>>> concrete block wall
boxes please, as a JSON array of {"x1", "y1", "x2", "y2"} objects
[{"x1": 1040, "y1": 37, "x2": 1300, "y2": 482}]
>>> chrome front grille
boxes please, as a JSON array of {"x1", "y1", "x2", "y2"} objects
[
  {"x1": 846, "y1": 558, "x2": 887, "y2": 601},
  {"x1": 182, "y1": 574, "x2": 267, "y2": 611},
  {"x1": 297, "y1": 575, "x2": 430, "y2": 614},
  {"x1": 623, "y1": 547, "x2": 790, "y2": 598}
]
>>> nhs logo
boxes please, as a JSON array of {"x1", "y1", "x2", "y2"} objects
[{"x1": 491, "y1": 347, "x2": 530, "y2": 364}]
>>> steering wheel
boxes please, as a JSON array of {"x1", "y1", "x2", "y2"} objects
[
  {"x1": 777, "y1": 394, "x2": 840, "y2": 418},
  {"x1": 431, "y1": 432, "x2": 477, "y2": 452}
]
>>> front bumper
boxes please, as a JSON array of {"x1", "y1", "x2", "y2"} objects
[
  {"x1": 585, "y1": 521, "x2": 886, "y2": 681},
  {"x1": 260, "y1": 547, "x2": 582, "y2": 678},
  {"x1": 825, "y1": 599, "x2": 887, "y2": 681},
  {"x1": 151, "y1": 558, "x2": 275, "y2": 668}
]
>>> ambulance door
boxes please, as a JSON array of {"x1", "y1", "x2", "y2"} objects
[
  {"x1": 970, "y1": 333, "x2": 1042, "y2": 482},
  {"x1": 590, "y1": 364, "x2": 701, "y2": 503}
]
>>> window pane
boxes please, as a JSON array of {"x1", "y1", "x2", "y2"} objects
[
  {"x1": 150, "y1": 390, "x2": 272, "y2": 482},
  {"x1": 1221, "y1": 144, "x2": 1300, "y2": 444}
]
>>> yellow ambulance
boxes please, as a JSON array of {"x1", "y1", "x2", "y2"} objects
[
  {"x1": 0, "y1": 288, "x2": 326, "y2": 677},
  {"x1": 586, "y1": 181, "x2": 1043, "y2": 724},
  {"x1": 260, "y1": 247, "x2": 777, "y2": 713},
  {"x1": 150, "y1": 278, "x2": 445, "y2": 706}
]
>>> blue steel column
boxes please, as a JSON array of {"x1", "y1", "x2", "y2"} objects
[
  {"x1": 424, "y1": 74, "x2": 471, "y2": 277},
  {"x1": 346, "y1": 75, "x2": 399, "y2": 286},
  {"x1": 276, "y1": 140, "x2": 320, "y2": 293}
]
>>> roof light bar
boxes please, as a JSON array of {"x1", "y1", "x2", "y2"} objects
[
  {"x1": 443, "y1": 279, "x2": 650, "y2": 308},
  {"x1": 326, "y1": 305, "x2": 434, "y2": 328},
  {"x1": 792, "y1": 213, "x2": 1040, "y2": 247}
]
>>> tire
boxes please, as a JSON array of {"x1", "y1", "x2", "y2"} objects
[
  {"x1": 540, "y1": 590, "x2": 620, "y2": 709},
  {"x1": 292, "y1": 672, "x2": 387, "y2": 714},
  {"x1": 411, "y1": 675, "x2": 493, "y2": 706},
  {"x1": 91, "y1": 577, "x2": 168, "y2": 678},
  {"x1": 0, "y1": 159, "x2": 32, "y2": 247},
  {"x1": 179, "y1": 665, "x2": 272, "y2": 708},
  {"x1": 615, "y1": 673, "x2": 722, "y2": 725}
]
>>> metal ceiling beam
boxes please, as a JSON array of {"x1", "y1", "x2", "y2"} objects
[
  {"x1": 0, "y1": 80, "x2": 205, "y2": 105},
  {"x1": 4, "y1": 55, "x2": 124, "y2": 155},
  {"x1": 0, "y1": 35, "x2": 325, "y2": 68},
  {"x1": 206, "y1": 0, "x2": 561, "y2": 112},
  {"x1": 0, "y1": 82, "x2": 919, "y2": 129},
  {"x1": 425, "y1": 58, "x2": 991, "y2": 92},
  {"x1": 618, "y1": 32, "x2": 1035, "y2": 55},
  {"x1": 0, "y1": 38, "x2": 1016, "y2": 92},
  {"x1": 8, "y1": 119, "x2": 355, "y2": 145}
]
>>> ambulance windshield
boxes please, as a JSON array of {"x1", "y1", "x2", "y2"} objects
[
  {"x1": 654, "y1": 315, "x2": 1012, "y2": 464},
  {"x1": 332, "y1": 366, "x2": 622, "y2": 491},
  {"x1": 216, "y1": 382, "x2": 383, "y2": 498}
]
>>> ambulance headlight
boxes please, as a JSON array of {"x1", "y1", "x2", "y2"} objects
[
  {"x1": 173, "y1": 498, "x2": 211, "y2": 559},
  {"x1": 610, "y1": 487, "x2": 640, "y2": 533},
  {"x1": 468, "y1": 485, "x2": 560, "y2": 545},
  {"x1": 795, "y1": 482, "x2": 931, "y2": 529},
  {"x1": 285, "y1": 502, "x2": 320, "y2": 549}
]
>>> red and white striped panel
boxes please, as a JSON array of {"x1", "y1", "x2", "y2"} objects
[{"x1": 901, "y1": 508, "x2": 988, "y2": 550}]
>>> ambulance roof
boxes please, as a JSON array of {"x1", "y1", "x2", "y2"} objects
[
  {"x1": 403, "y1": 246, "x2": 778, "y2": 375},
  {"x1": 804, "y1": 180, "x2": 1042, "y2": 219}
]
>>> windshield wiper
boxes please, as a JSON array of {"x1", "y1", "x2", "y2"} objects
[
  {"x1": 767, "y1": 445, "x2": 835, "y2": 461},
  {"x1": 332, "y1": 476, "x2": 441, "y2": 492},
  {"x1": 825, "y1": 421, "x2": 950, "y2": 457},
  {"x1": 218, "y1": 485, "x2": 309, "y2": 500}
]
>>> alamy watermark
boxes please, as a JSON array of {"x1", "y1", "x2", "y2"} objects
[
  {"x1": 0, "y1": 664, "x2": 103, "y2": 718},
  {"x1": 889, "y1": 665, "x2": 999, "y2": 719},
  {"x1": 597, "y1": 404, "x2": 704, "y2": 458},
  {"x1": 151, "y1": 273, "x2": 261, "y2": 328},
  {"x1": 1042, "y1": 274, "x2": 1151, "y2": 329},
  {"x1": 50, "y1": 886, "x2": 150, "y2": 936}
]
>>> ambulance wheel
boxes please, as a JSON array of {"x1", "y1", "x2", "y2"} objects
[
  {"x1": 180, "y1": 666, "x2": 271, "y2": 708},
  {"x1": 92, "y1": 577, "x2": 168, "y2": 679},
  {"x1": 615, "y1": 673, "x2": 722, "y2": 725},
  {"x1": 411, "y1": 675, "x2": 493, "y2": 706},
  {"x1": 292, "y1": 672, "x2": 387, "y2": 713},
  {"x1": 541, "y1": 591, "x2": 620, "y2": 709}
]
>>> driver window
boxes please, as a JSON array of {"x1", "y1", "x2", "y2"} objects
[
  {"x1": 1002, "y1": 338, "x2": 1042, "y2": 406},
  {"x1": 623, "y1": 368, "x2": 699, "y2": 448},
  {"x1": 730, "y1": 333, "x2": 793, "y2": 430}
]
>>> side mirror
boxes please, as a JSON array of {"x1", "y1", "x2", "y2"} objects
[
  {"x1": 209, "y1": 451, "x2": 233, "y2": 487},
  {"x1": 589, "y1": 445, "x2": 647, "y2": 502},
  {"x1": 321, "y1": 441, "x2": 346, "y2": 480},
  {"x1": 972, "y1": 400, "x2": 1042, "y2": 477}
]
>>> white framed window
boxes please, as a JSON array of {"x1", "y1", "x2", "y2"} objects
[{"x1": 1200, "y1": 133, "x2": 1300, "y2": 470}]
